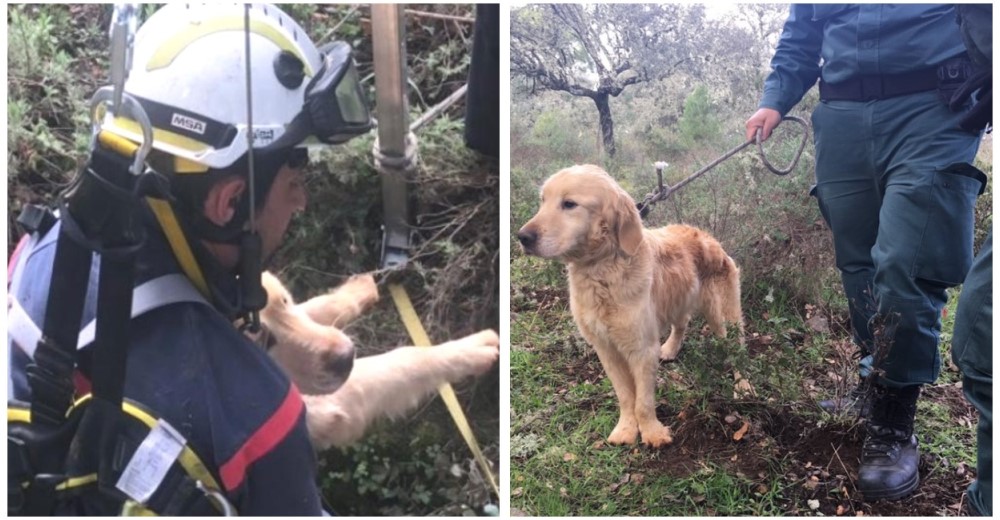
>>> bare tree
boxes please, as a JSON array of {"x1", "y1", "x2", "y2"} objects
[{"x1": 511, "y1": 4, "x2": 708, "y2": 156}]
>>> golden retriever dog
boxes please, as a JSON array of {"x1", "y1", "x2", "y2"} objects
[
  {"x1": 517, "y1": 164, "x2": 743, "y2": 448},
  {"x1": 255, "y1": 271, "x2": 499, "y2": 450}
]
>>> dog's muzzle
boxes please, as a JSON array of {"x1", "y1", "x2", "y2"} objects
[{"x1": 517, "y1": 228, "x2": 538, "y2": 254}]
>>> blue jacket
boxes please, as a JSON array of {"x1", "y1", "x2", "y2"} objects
[
  {"x1": 761, "y1": 4, "x2": 968, "y2": 115},
  {"x1": 8, "y1": 208, "x2": 323, "y2": 515}
]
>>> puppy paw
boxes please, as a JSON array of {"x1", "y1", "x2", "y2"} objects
[
  {"x1": 639, "y1": 423, "x2": 673, "y2": 448},
  {"x1": 338, "y1": 273, "x2": 379, "y2": 308},
  {"x1": 607, "y1": 421, "x2": 639, "y2": 445},
  {"x1": 659, "y1": 339, "x2": 682, "y2": 361}
]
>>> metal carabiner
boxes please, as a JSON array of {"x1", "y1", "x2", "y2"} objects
[
  {"x1": 196, "y1": 480, "x2": 237, "y2": 516},
  {"x1": 109, "y1": 3, "x2": 138, "y2": 115},
  {"x1": 90, "y1": 86, "x2": 153, "y2": 176}
]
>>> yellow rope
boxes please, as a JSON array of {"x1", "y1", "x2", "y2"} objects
[{"x1": 387, "y1": 283, "x2": 500, "y2": 498}]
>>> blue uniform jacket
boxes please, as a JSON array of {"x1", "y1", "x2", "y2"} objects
[
  {"x1": 8, "y1": 208, "x2": 324, "y2": 515},
  {"x1": 762, "y1": 4, "x2": 968, "y2": 115}
]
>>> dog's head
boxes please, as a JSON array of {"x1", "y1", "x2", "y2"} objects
[
  {"x1": 517, "y1": 164, "x2": 643, "y2": 262},
  {"x1": 259, "y1": 271, "x2": 356, "y2": 395}
]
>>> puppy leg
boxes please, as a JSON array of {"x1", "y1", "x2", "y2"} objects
[
  {"x1": 659, "y1": 315, "x2": 689, "y2": 361},
  {"x1": 299, "y1": 274, "x2": 379, "y2": 328},
  {"x1": 302, "y1": 330, "x2": 499, "y2": 450},
  {"x1": 628, "y1": 347, "x2": 673, "y2": 448},
  {"x1": 592, "y1": 343, "x2": 639, "y2": 445}
]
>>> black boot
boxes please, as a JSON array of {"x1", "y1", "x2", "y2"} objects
[
  {"x1": 858, "y1": 384, "x2": 921, "y2": 501},
  {"x1": 819, "y1": 383, "x2": 873, "y2": 417}
]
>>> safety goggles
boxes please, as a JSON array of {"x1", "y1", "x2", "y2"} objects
[{"x1": 267, "y1": 41, "x2": 373, "y2": 150}]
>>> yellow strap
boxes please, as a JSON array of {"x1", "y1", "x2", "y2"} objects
[
  {"x1": 70, "y1": 395, "x2": 223, "y2": 493},
  {"x1": 94, "y1": 129, "x2": 210, "y2": 297},
  {"x1": 122, "y1": 500, "x2": 159, "y2": 516},
  {"x1": 387, "y1": 284, "x2": 500, "y2": 498},
  {"x1": 145, "y1": 198, "x2": 211, "y2": 298},
  {"x1": 8, "y1": 406, "x2": 31, "y2": 423},
  {"x1": 9, "y1": 396, "x2": 220, "y2": 506},
  {"x1": 55, "y1": 473, "x2": 98, "y2": 491}
]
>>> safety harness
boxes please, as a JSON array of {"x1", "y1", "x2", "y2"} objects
[{"x1": 7, "y1": 139, "x2": 234, "y2": 516}]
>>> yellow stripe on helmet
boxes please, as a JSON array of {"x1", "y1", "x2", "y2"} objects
[{"x1": 147, "y1": 17, "x2": 314, "y2": 76}]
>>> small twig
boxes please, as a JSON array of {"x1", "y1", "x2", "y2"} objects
[
  {"x1": 829, "y1": 443, "x2": 858, "y2": 496},
  {"x1": 316, "y1": 5, "x2": 360, "y2": 47},
  {"x1": 411, "y1": 84, "x2": 468, "y2": 133},
  {"x1": 404, "y1": 8, "x2": 475, "y2": 24}
]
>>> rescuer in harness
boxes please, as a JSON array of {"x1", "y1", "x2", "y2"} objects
[{"x1": 8, "y1": 4, "x2": 371, "y2": 515}]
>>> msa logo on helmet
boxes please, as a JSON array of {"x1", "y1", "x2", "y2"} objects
[{"x1": 170, "y1": 113, "x2": 207, "y2": 135}]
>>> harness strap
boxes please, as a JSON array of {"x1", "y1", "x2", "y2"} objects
[
  {"x1": 146, "y1": 198, "x2": 211, "y2": 298},
  {"x1": 10, "y1": 396, "x2": 231, "y2": 516},
  {"x1": 10, "y1": 274, "x2": 208, "y2": 359}
]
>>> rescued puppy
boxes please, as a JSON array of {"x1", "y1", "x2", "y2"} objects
[
  {"x1": 257, "y1": 271, "x2": 500, "y2": 449},
  {"x1": 517, "y1": 164, "x2": 743, "y2": 447}
]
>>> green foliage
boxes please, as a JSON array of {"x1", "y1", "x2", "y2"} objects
[
  {"x1": 678, "y1": 85, "x2": 722, "y2": 148},
  {"x1": 526, "y1": 110, "x2": 589, "y2": 160},
  {"x1": 7, "y1": 5, "x2": 93, "y2": 190},
  {"x1": 319, "y1": 424, "x2": 492, "y2": 516}
]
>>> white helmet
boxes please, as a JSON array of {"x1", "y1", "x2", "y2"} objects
[{"x1": 104, "y1": 3, "x2": 371, "y2": 171}]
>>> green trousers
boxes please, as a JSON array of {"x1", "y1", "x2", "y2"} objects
[
  {"x1": 810, "y1": 91, "x2": 983, "y2": 386},
  {"x1": 952, "y1": 231, "x2": 992, "y2": 515}
]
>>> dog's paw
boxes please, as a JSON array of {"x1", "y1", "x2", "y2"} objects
[
  {"x1": 607, "y1": 421, "x2": 639, "y2": 445},
  {"x1": 469, "y1": 329, "x2": 500, "y2": 349},
  {"x1": 338, "y1": 273, "x2": 379, "y2": 307},
  {"x1": 639, "y1": 423, "x2": 673, "y2": 448}
]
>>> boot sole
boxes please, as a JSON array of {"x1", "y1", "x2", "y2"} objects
[{"x1": 860, "y1": 471, "x2": 919, "y2": 501}]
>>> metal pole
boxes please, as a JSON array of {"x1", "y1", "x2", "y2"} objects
[{"x1": 372, "y1": 4, "x2": 413, "y2": 269}]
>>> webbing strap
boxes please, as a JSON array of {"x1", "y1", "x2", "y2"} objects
[
  {"x1": 146, "y1": 198, "x2": 211, "y2": 298},
  {"x1": 9, "y1": 274, "x2": 208, "y2": 359},
  {"x1": 387, "y1": 283, "x2": 500, "y2": 498},
  {"x1": 30, "y1": 224, "x2": 92, "y2": 427}
]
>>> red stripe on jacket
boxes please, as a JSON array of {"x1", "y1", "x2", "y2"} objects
[
  {"x1": 8, "y1": 234, "x2": 30, "y2": 284},
  {"x1": 219, "y1": 384, "x2": 305, "y2": 491}
]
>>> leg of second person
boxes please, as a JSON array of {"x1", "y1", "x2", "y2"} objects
[{"x1": 860, "y1": 91, "x2": 983, "y2": 500}]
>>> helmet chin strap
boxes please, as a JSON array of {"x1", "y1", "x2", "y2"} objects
[{"x1": 238, "y1": 3, "x2": 267, "y2": 332}]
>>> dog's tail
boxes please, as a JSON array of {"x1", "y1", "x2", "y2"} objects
[{"x1": 702, "y1": 252, "x2": 745, "y2": 344}]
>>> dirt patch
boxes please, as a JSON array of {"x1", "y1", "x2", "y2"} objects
[
  {"x1": 640, "y1": 403, "x2": 975, "y2": 516},
  {"x1": 646, "y1": 406, "x2": 774, "y2": 480}
]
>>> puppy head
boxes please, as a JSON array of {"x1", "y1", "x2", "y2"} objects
[
  {"x1": 259, "y1": 271, "x2": 356, "y2": 395},
  {"x1": 518, "y1": 164, "x2": 643, "y2": 262},
  {"x1": 260, "y1": 271, "x2": 294, "y2": 313}
]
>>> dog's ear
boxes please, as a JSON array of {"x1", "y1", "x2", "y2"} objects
[{"x1": 613, "y1": 189, "x2": 644, "y2": 256}]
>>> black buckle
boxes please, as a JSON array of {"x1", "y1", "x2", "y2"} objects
[
  {"x1": 26, "y1": 336, "x2": 77, "y2": 425},
  {"x1": 16, "y1": 204, "x2": 57, "y2": 236}
]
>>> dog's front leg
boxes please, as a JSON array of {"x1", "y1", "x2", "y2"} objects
[
  {"x1": 302, "y1": 330, "x2": 499, "y2": 450},
  {"x1": 592, "y1": 341, "x2": 639, "y2": 445},
  {"x1": 298, "y1": 273, "x2": 379, "y2": 328},
  {"x1": 628, "y1": 345, "x2": 672, "y2": 447}
]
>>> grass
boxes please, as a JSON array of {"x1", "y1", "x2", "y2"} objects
[
  {"x1": 510, "y1": 214, "x2": 980, "y2": 517},
  {"x1": 510, "y1": 263, "x2": 979, "y2": 516}
]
